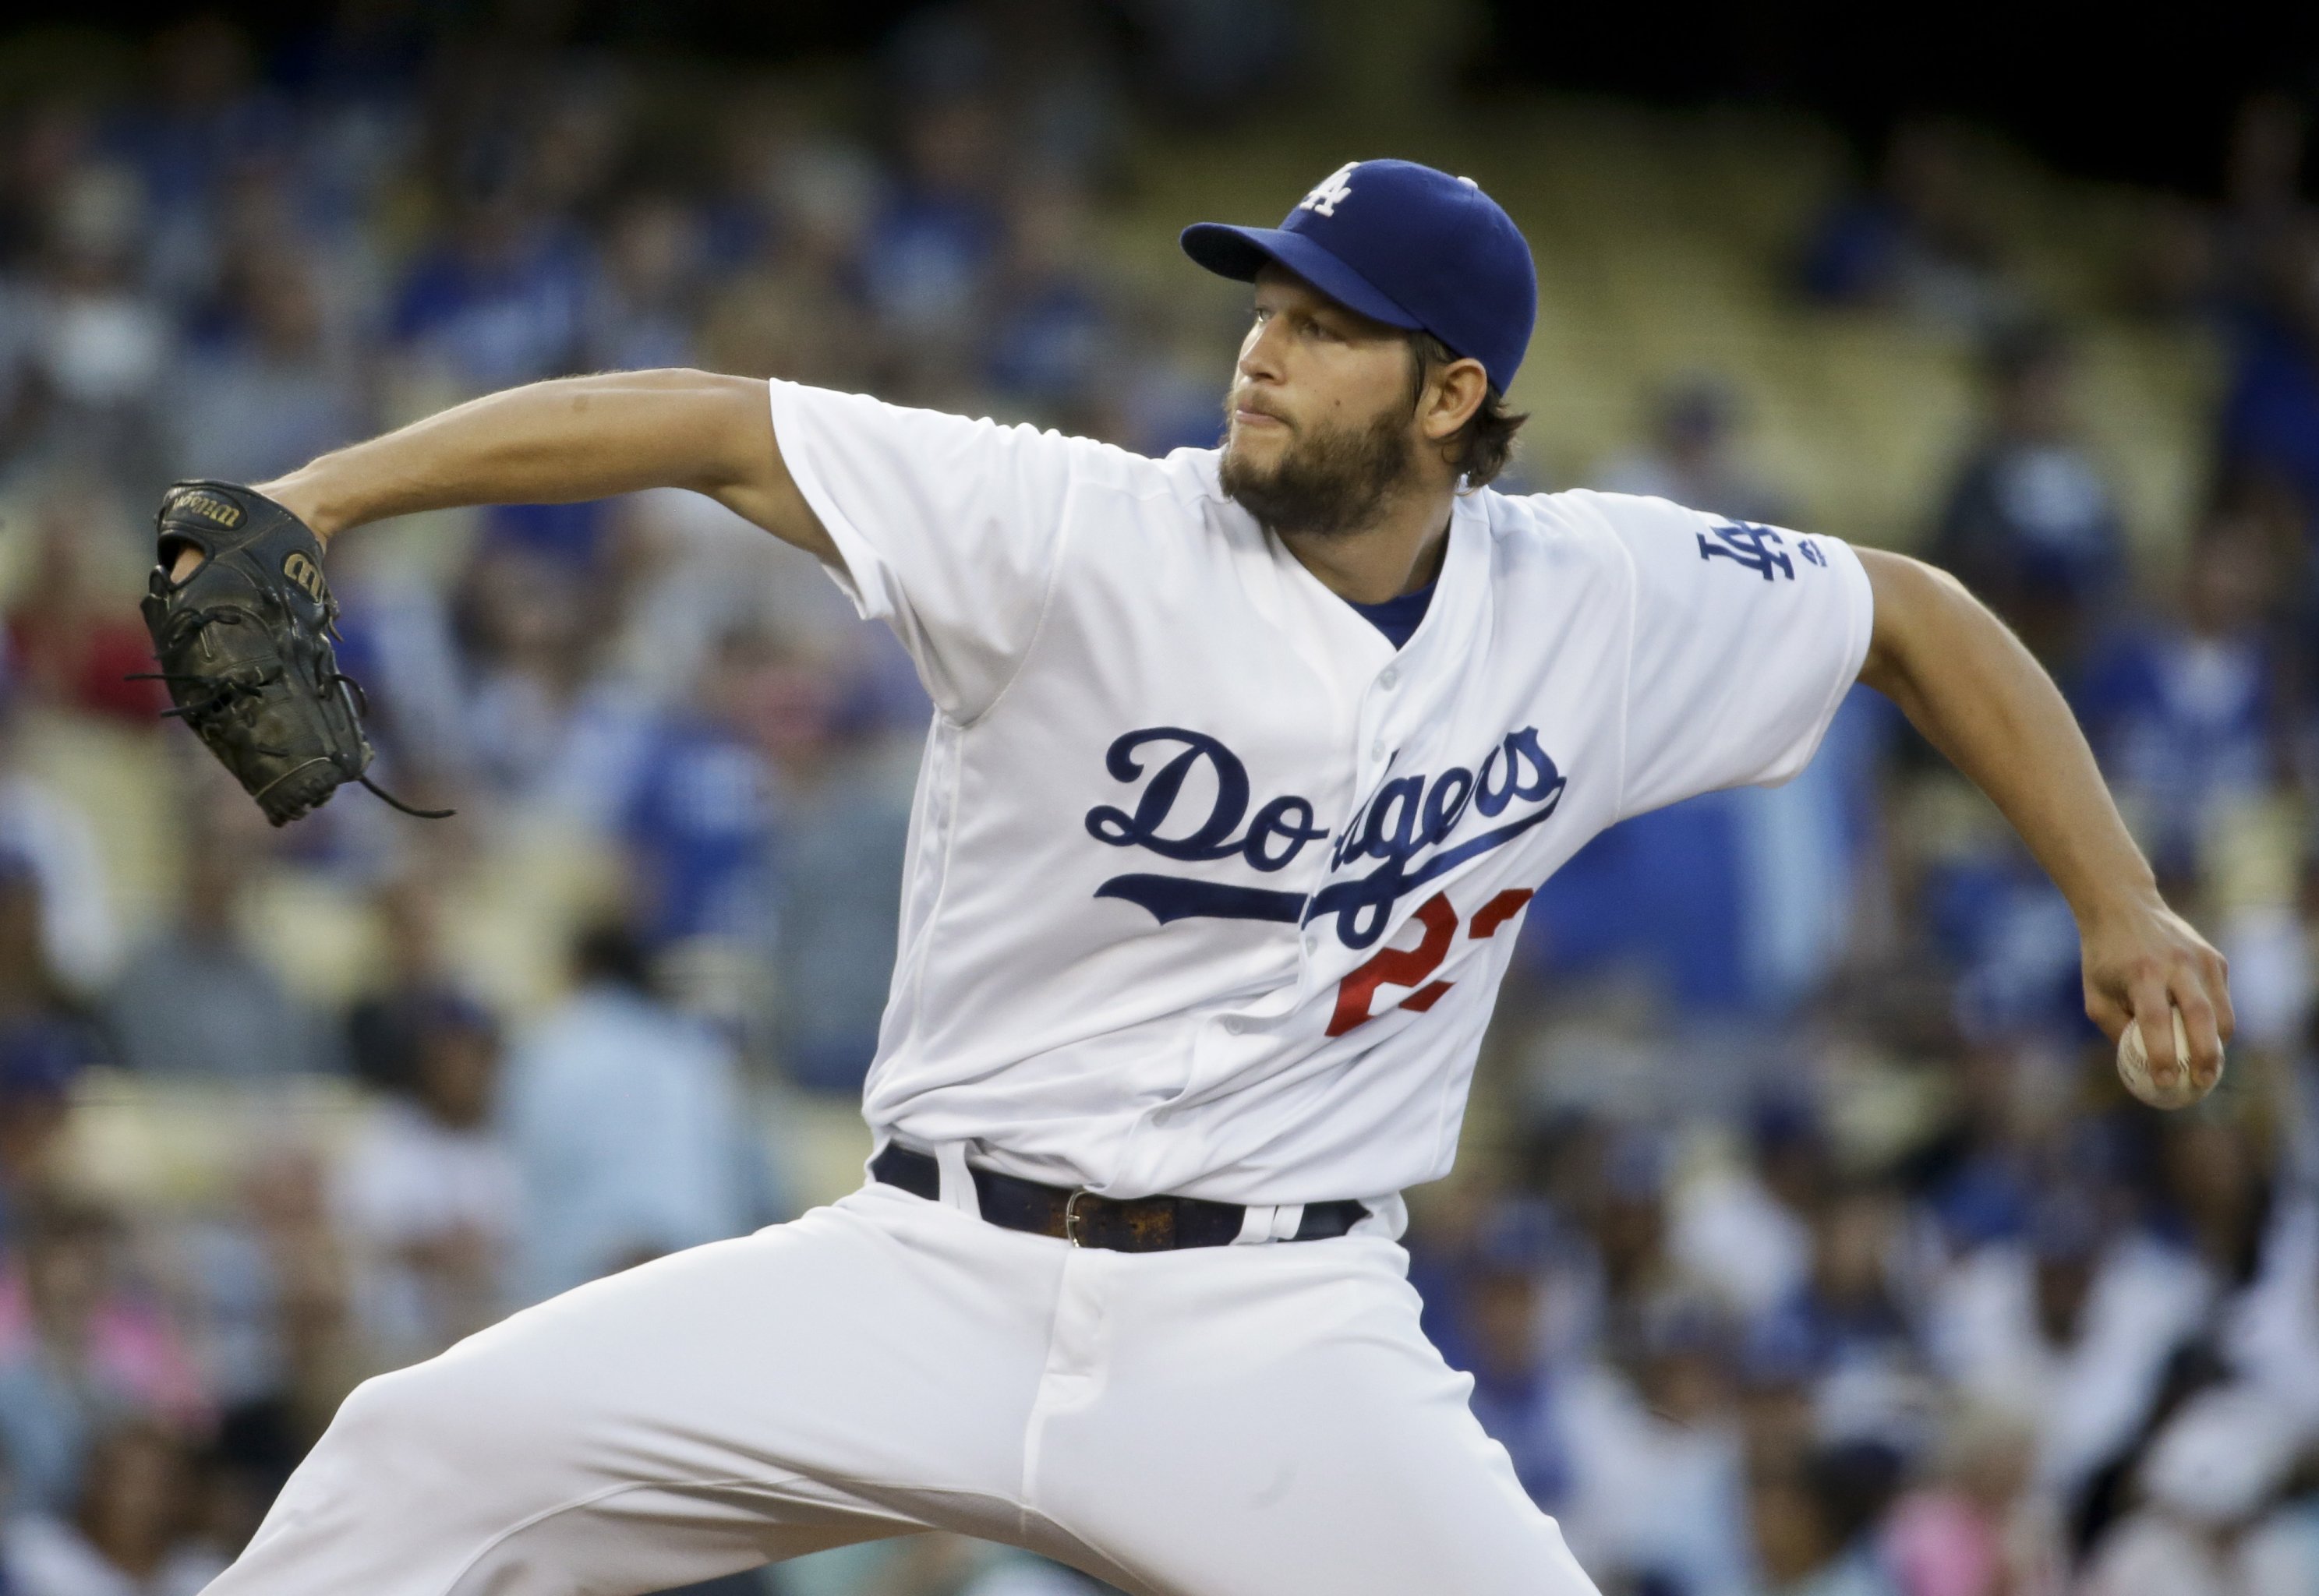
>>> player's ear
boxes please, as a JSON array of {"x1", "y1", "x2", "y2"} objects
[{"x1": 1420, "y1": 357, "x2": 1489, "y2": 443}]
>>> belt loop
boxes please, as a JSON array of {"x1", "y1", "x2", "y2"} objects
[
  {"x1": 1269, "y1": 1202, "x2": 1306, "y2": 1241},
  {"x1": 932, "y1": 1142, "x2": 979, "y2": 1216},
  {"x1": 1232, "y1": 1204, "x2": 1278, "y2": 1245},
  {"x1": 1359, "y1": 1194, "x2": 1408, "y2": 1239}
]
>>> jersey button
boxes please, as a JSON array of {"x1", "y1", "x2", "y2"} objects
[
  {"x1": 1222, "y1": 1016, "x2": 1246, "y2": 1034},
  {"x1": 1370, "y1": 740, "x2": 1385, "y2": 760},
  {"x1": 1380, "y1": 666, "x2": 1399, "y2": 688}
]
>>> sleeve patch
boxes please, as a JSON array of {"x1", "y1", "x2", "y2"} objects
[{"x1": 1695, "y1": 521, "x2": 1794, "y2": 581}]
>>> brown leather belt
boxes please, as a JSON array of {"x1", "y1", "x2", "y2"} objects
[{"x1": 870, "y1": 1145, "x2": 1366, "y2": 1252}]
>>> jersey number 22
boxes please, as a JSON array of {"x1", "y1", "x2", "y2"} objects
[{"x1": 1327, "y1": 888, "x2": 1532, "y2": 1036}]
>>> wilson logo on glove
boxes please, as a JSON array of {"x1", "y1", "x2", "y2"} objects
[
  {"x1": 171, "y1": 489, "x2": 246, "y2": 528},
  {"x1": 282, "y1": 550, "x2": 328, "y2": 605}
]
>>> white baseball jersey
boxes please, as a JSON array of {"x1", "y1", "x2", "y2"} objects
[{"x1": 769, "y1": 380, "x2": 1873, "y2": 1218}]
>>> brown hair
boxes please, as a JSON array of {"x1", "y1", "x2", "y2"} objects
[{"x1": 1407, "y1": 331, "x2": 1527, "y2": 488}]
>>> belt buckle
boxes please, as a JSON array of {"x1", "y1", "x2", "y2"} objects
[{"x1": 1062, "y1": 1189, "x2": 1092, "y2": 1248}]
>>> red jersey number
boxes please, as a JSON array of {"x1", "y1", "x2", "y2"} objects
[{"x1": 1324, "y1": 888, "x2": 1534, "y2": 1037}]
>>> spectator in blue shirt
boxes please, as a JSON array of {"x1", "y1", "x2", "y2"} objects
[
  {"x1": 1932, "y1": 321, "x2": 2126, "y2": 673},
  {"x1": 755, "y1": 641, "x2": 918, "y2": 1095},
  {"x1": 1429, "y1": 1204, "x2": 1571, "y2": 1512},
  {"x1": 499, "y1": 923, "x2": 769, "y2": 1305},
  {"x1": 582, "y1": 192, "x2": 703, "y2": 373},
  {"x1": 1751, "y1": 1184, "x2": 1920, "y2": 1399},
  {"x1": 2075, "y1": 513, "x2": 2282, "y2": 878},
  {"x1": 389, "y1": 186, "x2": 592, "y2": 391},
  {"x1": 985, "y1": 181, "x2": 1115, "y2": 425},
  {"x1": 859, "y1": 97, "x2": 1002, "y2": 359},
  {"x1": 621, "y1": 630, "x2": 779, "y2": 959}
]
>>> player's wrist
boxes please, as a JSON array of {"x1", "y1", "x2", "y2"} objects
[
  {"x1": 2066, "y1": 870, "x2": 2164, "y2": 935},
  {"x1": 253, "y1": 467, "x2": 348, "y2": 545}
]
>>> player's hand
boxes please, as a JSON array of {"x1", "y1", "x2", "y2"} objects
[{"x1": 2078, "y1": 892, "x2": 2232, "y2": 1096}]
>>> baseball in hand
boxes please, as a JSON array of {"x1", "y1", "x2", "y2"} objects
[{"x1": 2117, "y1": 1007, "x2": 2218, "y2": 1110}]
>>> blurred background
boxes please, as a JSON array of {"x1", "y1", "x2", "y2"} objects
[{"x1": 0, "y1": 2, "x2": 2314, "y2": 1593}]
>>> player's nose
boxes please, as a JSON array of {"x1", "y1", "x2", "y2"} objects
[{"x1": 1237, "y1": 316, "x2": 1288, "y2": 385}]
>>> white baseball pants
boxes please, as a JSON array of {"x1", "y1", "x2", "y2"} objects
[{"x1": 205, "y1": 1179, "x2": 1600, "y2": 1596}]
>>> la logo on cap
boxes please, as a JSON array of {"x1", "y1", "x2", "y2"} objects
[{"x1": 1298, "y1": 162, "x2": 1358, "y2": 218}]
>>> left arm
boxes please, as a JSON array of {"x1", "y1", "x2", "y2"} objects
[{"x1": 1855, "y1": 549, "x2": 2231, "y2": 1093}]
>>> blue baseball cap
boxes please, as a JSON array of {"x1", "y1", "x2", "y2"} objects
[{"x1": 1181, "y1": 158, "x2": 1537, "y2": 396}]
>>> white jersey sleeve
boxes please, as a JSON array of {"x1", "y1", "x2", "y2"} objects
[
  {"x1": 1601, "y1": 493, "x2": 1875, "y2": 820},
  {"x1": 767, "y1": 380, "x2": 1114, "y2": 721}
]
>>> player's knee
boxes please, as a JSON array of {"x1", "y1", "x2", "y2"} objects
[
  {"x1": 329, "y1": 1366, "x2": 438, "y2": 1457},
  {"x1": 325, "y1": 1357, "x2": 512, "y2": 1484},
  {"x1": 269, "y1": 1355, "x2": 566, "y2": 1559}
]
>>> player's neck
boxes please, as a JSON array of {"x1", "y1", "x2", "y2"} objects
[{"x1": 1276, "y1": 486, "x2": 1455, "y2": 606}]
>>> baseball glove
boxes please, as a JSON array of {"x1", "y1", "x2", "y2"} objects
[{"x1": 137, "y1": 480, "x2": 450, "y2": 827}]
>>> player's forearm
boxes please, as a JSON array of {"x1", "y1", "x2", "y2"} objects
[
  {"x1": 1856, "y1": 549, "x2": 2155, "y2": 924},
  {"x1": 255, "y1": 369, "x2": 793, "y2": 545}
]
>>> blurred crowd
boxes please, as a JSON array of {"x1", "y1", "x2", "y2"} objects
[{"x1": 0, "y1": 5, "x2": 2311, "y2": 1596}]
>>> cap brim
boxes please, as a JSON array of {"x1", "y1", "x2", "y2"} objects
[{"x1": 1179, "y1": 223, "x2": 1423, "y2": 332}]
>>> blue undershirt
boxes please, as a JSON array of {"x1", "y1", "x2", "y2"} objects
[{"x1": 1344, "y1": 581, "x2": 1437, "y2": 651}]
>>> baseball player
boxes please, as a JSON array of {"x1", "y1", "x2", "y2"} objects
[{"x1": 157, "y1": 159, "x2": 2229, "y2": 1596}]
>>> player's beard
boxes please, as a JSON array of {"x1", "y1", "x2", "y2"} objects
[{"x1": 1218, "y1": 395, "x2": 1423, "y2": 538}]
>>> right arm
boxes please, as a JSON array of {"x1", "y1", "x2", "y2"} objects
[{"x1": 246, "y1": 368, "x2": 833, "y2": 561}]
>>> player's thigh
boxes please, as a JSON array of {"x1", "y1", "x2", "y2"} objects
[
  {"x1": 221, "y1": 1187, "x2": 1059, "y2": 1595},
  {"x1": 374, "y1": 1187, "x2": 1050, "y2": 1493},
  {"x1": 1034, "y1": 1238, "x2": 1601, "y2": 1596}
]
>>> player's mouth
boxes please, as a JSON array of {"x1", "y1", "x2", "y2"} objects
[{"x1": 1232, "y1": 402, "x2": 1291, "y2": 431}]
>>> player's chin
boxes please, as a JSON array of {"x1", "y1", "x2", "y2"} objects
[{"x1": 1222, "y1": 426, "x2": 1290, "y2": 476}]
